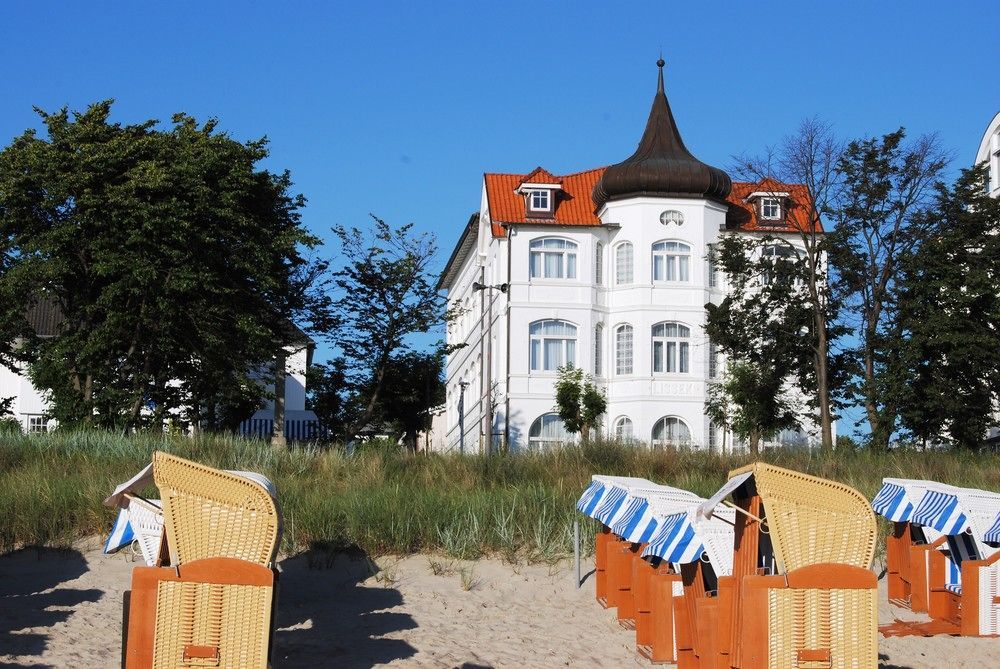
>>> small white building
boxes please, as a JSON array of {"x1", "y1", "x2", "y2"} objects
[
  {"x1": 436, "y1": 61, "x2": 828, "y2": 453},
  {"x1": 0, "y1": 298, "x2": 319, "y2": 438},
  {"x1": 977, "y1": 109, "x2": 1000, "y2": 198}
]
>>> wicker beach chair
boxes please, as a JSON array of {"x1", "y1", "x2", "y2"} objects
[
  {"x1": 871, "y1": 478, "x2": 947, "y2": 612},
  {"x1": 917, "y1": 485, "x2": 1000, "y2": 636},
  {"x1": 123, "y1": 452, "x2": 281, "y2": 669},
  {"x1": 697, "y1": 463, "x2": 878, "y2": 669}
]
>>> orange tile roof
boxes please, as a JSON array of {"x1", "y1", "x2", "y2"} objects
[
  {"x1": 519, "y1": 166, "x2": 562, "y2": 185},
  {"x1": 484, "y1": 167, "x2": 606, "y2": 236},
  {"x1": 483, "y1": 168, "x2": 821, "y2": 236},
  {"x1": 726, "y1": 179, "x2": 824, "y2": 234}
]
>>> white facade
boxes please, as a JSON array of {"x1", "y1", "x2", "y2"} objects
[{"x1": 436, "y1": 70, "x2": 828, "y2": 454}]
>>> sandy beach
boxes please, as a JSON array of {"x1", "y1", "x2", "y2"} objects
[{"x1": 1, "y1": 539, "x2": 995, "y2": 668}]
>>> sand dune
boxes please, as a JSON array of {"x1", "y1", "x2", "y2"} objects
[{"x1": 0, "y1": 539, "x2": 994, "y2": 668}]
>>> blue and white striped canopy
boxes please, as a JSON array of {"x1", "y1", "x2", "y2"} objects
[
  {"x1": 641, "y1": 511, "x2": 705, "y2": 564},
  {"x1": 609, "y1": 497, "x2": 660, "y2": 544},
  {"x1": 593, "y1": 486, "x2": 629, "y2": 525},
  {"x1": 872, "y1": 482, "x2": 915, "y2": 522},
  {"x1": 912, "y1": 490, "x2": 970, "y2": 535},
  {"x1": 104, "y1": 507, "x2": 135, "y2": 554},
  {"x1": 576, "y1": 479, "x2": 605, "y2": 516},
  {"x1": 985, "y1": 511, "x2": 1000, "y2": 544}
]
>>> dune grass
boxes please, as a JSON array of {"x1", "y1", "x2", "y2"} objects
[{"x1": 1, "y1": 430, "x2": 997, "y2": 562}]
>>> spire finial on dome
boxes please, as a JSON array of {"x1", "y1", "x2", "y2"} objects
[{"x1": 591, "y1": 61, "x2": 732, "y2": 208}]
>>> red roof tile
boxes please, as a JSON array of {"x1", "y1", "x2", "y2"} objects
[
  {"x1": 519, "y1": 166, "x2": 562, "y2": 185},
  {"x1": 484, "y1": 168, "x2": 606, "y2": 236},
  {"x1": 725, "y1": 180, "x2": 823, "y2": 234},
  {"x1": 483, "y1": 169, "x2": 821, "y2": 236}
]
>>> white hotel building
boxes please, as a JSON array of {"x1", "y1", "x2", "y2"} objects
[{"x1": 436, "y1": 62, "x2": 824, "y2": 453}]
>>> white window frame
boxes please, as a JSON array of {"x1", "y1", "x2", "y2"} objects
[
  {"x1": 708, "y1": 340, "x2": 720, "y2": 379},
  {"x1": 529, "y1": 319, "x2": 577, "y2": 372},
  {"x1": 26, "y1": 415, "x2": 48, "y2": 434},
  {"x1": 613, "y1": 416, "x2": 634, "y2": 440},
  {"x1": 760, "y1": 197, "x2": 782, "y2": 220},
  {"x1": 528, "y1": 413, "x2": 571, "y2": 450},
  {"x1": 652, "y1": 240, "x2": 691, "y2": 282},
  {"x1": 528, "y1": 189, "x2": 551, "y2": 212},
  {"x1": 615, "y1": 242, "x2": 634, "y2": 285},
  {"x1": 529, "y1": 237, "x2": 577, "y2": 280},
  {"x1": 708, "y1": 421, "x2": 721, "y2": 452},
  {"x1": 652, "y1": 322, "x2": 690, "y2": 374},
  {"x1": 615, "y1": 324, "x2": 633, "y2": 375},
  {"x1": 594, "y1": 323, "x2": 604, "y2": 377},
  {"x1": 707, "y1": 243, "x2": 719, "y2": 288},
  {"x1": 651, "y1": 416, "x2": 691, "y2": 449},
  {"x1": 595, "y1": 242, "x2": 604, "y2": 285}
]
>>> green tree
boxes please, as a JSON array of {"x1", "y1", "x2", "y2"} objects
[
  {"x1": 896, "y1": 165, "x2": 1000, "y2": 449},
  {"x1": 704, "y1": 234, "x2": 812, "y2": 454},
  {"x1": 0, "y1": 101, "x2": 325, "y2": 429},
  {"x1": 329, "y1": 216, "x2": 446, "y2": 440},
  {"x1": 831, "y1": 129, "x2": 947, "y2": 450},
  {"x1": 377, "y1": 351, "x2": 446, "y2": 451},
  {"x1": 730, "y1": 118, "x2": 845, "y2": 451},
  {"x1": 706, "y1": 360, "x2": 798, "y2": 454},
  {"x1": 554, "y1": 365, "x2": 606, "y2": 441}
]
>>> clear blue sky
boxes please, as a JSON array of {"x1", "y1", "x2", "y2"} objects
[{"x1": 3, "y1": 1, "x2": 998, "y2": 437}]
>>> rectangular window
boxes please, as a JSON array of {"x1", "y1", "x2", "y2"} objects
[
  {"x1": 594, "y1": 326, "x2": 603, "y2": 376},
  {"x1": 616, "y1": 326, "x2": 633, "y2": 375},
  {"x1": 595, "y1": 244, "x2": 603, "y2": 285},
  {"x1": 529, "y1": 190, "x2": 550, "y2": 211},
  {"x1": 653, "y1": 341, "x2": 663, "y2": 373},
  {"x1": 27, "y1": 415, "x2": 47, "y2": 434},
  {"x1": 761, "y1": 197, "x2": 781, "y2": 220},
  {"x1": 708, "y1": 245, "x2": 718, "y2": 288},
  {"x1": 709, "y1": 341, "x2": 719, "y2": 379},
  {"x1": 616, "y1": 244, "x2": 634, "y2": 284},
  {"x1": 709, "y1": 422, "x2": 720, "y2": 452}
]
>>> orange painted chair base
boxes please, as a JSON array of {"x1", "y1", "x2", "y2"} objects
[
  {"x1": 638, "y1": 569, "x2": 682, "y2": 664},
  {"x1": 124, "y1": 557, "x2": 275, "y2": 669},
  {"x1": 595, "y1": 528, "x2": 612, "y2": 607},
  {"x1": 879, "y1": 619, "x2": 961, "y2": 637},
  {"x1": 634, "y1": 558, "x2": 673, "y2": 650}
]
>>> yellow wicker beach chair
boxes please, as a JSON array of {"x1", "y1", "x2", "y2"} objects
[
  {"x1": 124, "y1": 452, "x2": 281, "y2": 669},
  {"x1": 699, "y1": 462, "x2": 878, "y2": 669}
]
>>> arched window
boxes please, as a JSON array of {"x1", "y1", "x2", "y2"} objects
[
  {"x1": 613, "y1": 416, "x2": 633, "y2": 440},
  {"x1": 762, "y1": 244, "x2": 798, "y2": 285},
  {"x1": 529, "y1": 320, "x2": 577, "y2": 371},
  {"x1": 652, "y1": 417, "x2": 691, "y2": 448},
  {"x1": 615, "y1": 242, "x2": 634, "y2": 285},
  {"x1": 594, "y1": 323, "x2": 604, "y2": 377},
  {"x1": 652, "y1": 241, "x2": 691, "y2": 282},
  {"x1": 651, "y1": 322, "x2": 690, "y2": 373},
  {"x1": 529, "y1": 238, "x2": 577, "y2": 279},
  {"x1": 615, "y1": 324, "x2": 633, "y2": 375},
  {"x1": 529, "y1": 413, "x2": 572, "y2": 450},
  {"x1": 595, "y1": 242, "x2": 604, "y2": 285}
]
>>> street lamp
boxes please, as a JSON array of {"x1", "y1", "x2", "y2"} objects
[{"x1": 471, "y1": 282, "x2": 508, "y2": 454}]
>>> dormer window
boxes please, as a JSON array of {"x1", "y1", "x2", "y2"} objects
[
  {"x1": 761, "y1": 197, "x2": 781, "y2": 220},
  {"x1": 529, "y1": 189, "x2": 550, "y2": 212}
]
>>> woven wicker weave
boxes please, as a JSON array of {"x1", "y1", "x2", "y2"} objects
[
  {"x1": 153, "y1": 451, "x2": 281, "y2": 567},
  {"x1": 152, "y1": 579, "x2": 272, "y2": 669},
  {"x1": 767, "y1": 586, "x2": 878, "y2": 669},
  {"x1": 729, "y1": 462, "x2": 876, "y2": 573}
]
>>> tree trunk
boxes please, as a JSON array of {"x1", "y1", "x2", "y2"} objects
[
  {"x1": 271, "y1": 349, "x2": 287, "y2": 448},
  {"x1": 814, "y1": 310, "x2": 834, "y2": 452},
  {"x1": 749, "y1": 428, "x2": 761, "y2": 456}
]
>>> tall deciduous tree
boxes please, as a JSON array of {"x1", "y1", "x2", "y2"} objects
[
  {"x1": 705, "y1": 235, "x2": 811, "y2": 454},
  {"x1": 729, "y1": 118, "x2": 845, "y2": 451},
  {"x1": 0, "y1": 101, "x2": 325, "y2": 429},
  {"x1": 554, "y1": 365, "x2": 606, "y2": 442},
  {"x1": 896, "y1": 165, "x2": 1000, "y2": 449},
  {"x1": 832, "y1": 129, "x2": 948, "y2": 449},
  {"x1": 329, "y1": 216, "x2": 445, "y2": 440}
]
